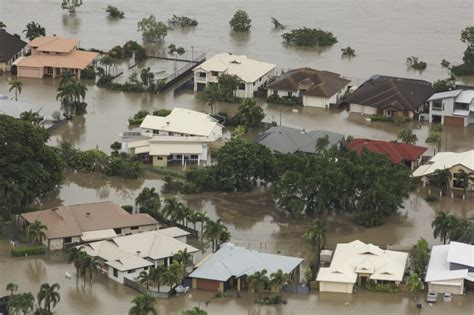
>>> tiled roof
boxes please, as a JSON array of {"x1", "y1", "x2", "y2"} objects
[
  {"x1": 0, "y1": 30, "x2": 26, "y2": 62},
  {"x1": 344, "y1": 75, "x2": 433, "y2": 111},
  {"x1": 347, "y1": 138, "x2": 427, "y2": 164},
  {"x1": 267, "y1": 68, "x2": 350, "y2": 98}
]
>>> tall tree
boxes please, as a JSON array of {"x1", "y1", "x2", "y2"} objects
[
  {"x1": 428, "y1": 169, "x2": 452, "y2": 195},
  {"x1": 67, "y1": 246, "x2": 86, "y2": 283},
  {"x1": 138, "y1": 270, "x2": 151, "y2": 290},
  {"x1": 56, "y1": 71, "x2": 87, "y2": 118},
  {"x1": 128, "y1": 293, "x2": 157, "y2": 315},
  {"x1": 149, "y1": 266, "x2": 166, "y2": 292},
  {"x1": 202, "y1": 219, "x2": 229, "y2": 252},
  {"x1": 0, "y1": 115, "x2": 63, "y2": 220},
  {"x1": 409, "y1": 238, "x2": 430, "y2": 275},
  {"x1": 23, "y1": 21, "x2": 46, "y2": 41},
  {"x1": 456, "y1": 169, "x2": 474, "y2": 197},
  {"x1": 248, "y1": 269, "x2": 269, "y2": 300},
  {"x1": 198, "y1": 84, "x2": 220, "y2": 114},
  {"x1": 135, "y1": 187, "x2": 161, "y2": 212},
  {"x1": 217, "y1": 74, "x2": 239, "y2": 100},
  {"x1": 407, "y1": 272, "x2": 423, "y2": 301},
  {"x1": 8, "y1": 80, "x2": 23, "y2": 101},
  {"x1": 161, "y1": 197, "x2": 184, "y2": 224},
  {"x1": 432, "y1": 212, "x2": 450, "y2": 244},
  {"x1": 37, "y1": 283, "x2": 60, "y2": 312},
  {"x1": 236, "y1": 98, "x2": 265, "y2": 131},
  {"x1": 26, "y1": 220, "x2": 48, "y2": 244}
]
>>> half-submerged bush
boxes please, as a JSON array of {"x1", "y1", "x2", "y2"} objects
[
  {"x1": 105, "y1": 5, "x2": 124, "y2": 19},
  {"x1": 407, "y1": 56, "x2": 427, "y2": 70},
  {"x1": 168, "y1": 14, "x2": 198, "y2": 27},
  {"x1": 282, "y1": 27, "x2": 337, "y2": 46},
  {"x1": 11, "y1": 245, "x2": 47, "y2": 257}
]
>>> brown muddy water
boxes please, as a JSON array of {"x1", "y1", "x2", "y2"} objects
[{"x1": 1, "y1": 1, "x2": 474, "y2": 313}]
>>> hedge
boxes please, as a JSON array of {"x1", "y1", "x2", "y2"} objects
[{"x1": 11, "y1": 245, "x2": 47, "y2": 257}]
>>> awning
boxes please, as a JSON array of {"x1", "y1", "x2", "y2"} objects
[{"x1": 81, "y1": 229, "x2": 117, "y2": 242}]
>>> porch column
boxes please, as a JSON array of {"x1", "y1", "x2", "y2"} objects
[
  {"x1": 181, "y1": 154, "x2": 185, "y2": 166},
  {"x1": 237, "y1": 278, "x2": 241, "y2": 291}
]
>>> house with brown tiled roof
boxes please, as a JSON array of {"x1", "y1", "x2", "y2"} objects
[
  {"x1": 0, "y1": 29, "x2": 27, "y2": 72},
  {"x1": 13, "y1": 35, "x2": 98, "y2": 79},
  {"x1": 18, "y1": 201, "x2": 159, "y2": 250},
  {"x1": 342, "y1": 75, "x2": 433, "y2": 119},
  {"x1": 267, "y1": 67, "x2": 351, "y2": 108}
]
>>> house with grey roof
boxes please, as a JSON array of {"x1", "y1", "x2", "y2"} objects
[
  {"x1": 256, "y1": 126, "x2": 344, "y2": 154},
  {"x1": 0, "y1": 29, "x2": 27, "y2": 72},
  {"x1": 425, "y1": 242, "x2": 474, "y2": 295},
  {"x1": 343, "y1": 75, "x2": 433, "y2": 119},
  {"x1": 188, "y1": 243, "x2": 303, "y2": 292},
  {"x1": 427, "y1": 89, "x2": 474, "y2": 127},
  {"x1": 267, "y1": 68, "x2": 351, "y2": 108}
]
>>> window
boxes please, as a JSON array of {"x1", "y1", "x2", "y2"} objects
[
  {"x1": 272, "y1": 90, "x2": 278, "y2": 96},
  {"x1": 130, "y1": 226, "x2": 139, "y2": 230},
  {"x1": 156, "y1": 156, "x2": 163, "y2": 161},
  {"x1": 113, "y1": 228, "x2": 122, "y2": 234},
  {"x1": 432, "y1": 100, "x2": 443, "y2": 111},
  {"x1": 191, "y1": 155, "x2": 198, "y2": 159},
  {"x1": 113, "y1": 268, "x2": 118, "y2": 277},
  {"x1": 63, "y1": 237, "x2": 72, "y2": 244},
  {"x1": 239, "y1": 83, "x2": 246, "y2": 90},
  {"x1": 211, "y1": 71, "x2": 219, "y2": 77},
  {"x1": 127, "y1": 269, "x2": 136, "y2": 274},
  {"x1": 176, "y1": 154, "x2": 182, "y2": 159},
  {"x1": 453, "y1": 172, "x2": 465, "y2": 188},
  {"x1": 454, "y1": 102, "x2": 469, "y2": 111},
  {"x1": 199, "y1": 72, "x2": 206, "y2": 78},
  {"x1": 288, "y1": 92, "x2": 293, "y2": 97}
]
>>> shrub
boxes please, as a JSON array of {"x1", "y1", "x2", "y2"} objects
[
  {"x1": 229, "y1": 10, "x2": 251, "y2": 32},
  {"x1": 406, "y1": 57, "x2": 427, "y2": 70},
  {"x1": 129, "y1": 110, "x2": 149, "y2": 125},
  {"x1": 258, "y1": 295, "x2": 281, "y2": 305},
  {"x1": 425, "y1": 194, "x2": 439, "y2": 203},
  {"x1": 106, "y1": 155, "x2": 144, "y2": 179},
  {"x1": 11, "y1": 245, "x2": 47, "y2": 257},
  {"x1": 168, "y1": 15, "x2": 198, "y2": 27},
  {"x1": 162, "y1": 176, "x2": 185, "y2": 194},
  {"x1": 153, "y1": 109, "x2": 171, "y2": 117},
  {"x1": 368, "y1": 114, "x2": 394, "y2": 122},
  {"x1": 282, "y1": 27, "x2": 337, "y2": 46},
  {"x1": 105, "y1": 5, "x2": 124, "y2": 19},
  {"x1": 366, "y1": 282, "x2": 400, "y2": 293},
  {"x1": 81, "y1": 66, "x2": 96, "y2": 80},
  {"x1": 111, "y1": 141, "x2": 122, "y2": 151},
  {"x1": 267, "y1": 94, "x2": 302, "y2": 106}
]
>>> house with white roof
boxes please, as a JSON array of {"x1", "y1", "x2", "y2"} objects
[
  {"x1": 193, "y1": 53, "x2": 276, "y2": 98},
  {"x1": 188, "y1": 243, "x2": 303, "y2": 292},
  {"x1": 428, "y1": 89, "x2": 474, "y2": 127},
  {"x1": 316, "y1": 240, "x2": 408, "y2": 293},
  {"x1": 412, "y1": 150, "x2": 474, "y2": 191},
  {"x1": 79, "y1": 227, "x2": 198, "y2": 284},
  {"x1": 121, "y1": 108, "x2": 223, "y2": 167},
  {"x1": 425, "y1": 242, "x2": 474, "y2": 295}
]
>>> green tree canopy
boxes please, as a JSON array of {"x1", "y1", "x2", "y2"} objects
[
  {"x1": 409, "y1": 238, "x2": 429, "y2": 275},
  {"x1": 0, "y1": 115, "x2": 63, "y2": 219},
  {"x1": 23, "y1": 21, "x2": 46, "y2": 41},
  {"x1": 137, "y1": 15, "x2": 168, "y2": 43},
  {"x1": 229, "y1": 10, "x2": 251, "y2": 32},
  {"x1": 236, "y1": 98, "x2": 265, "y2": 131},
  {"x1": 282, "y1": 27, "x2": 337, "y2": 46},
  {"x1": 105, "y1": 5, "x2": 124, "y2": 19}
]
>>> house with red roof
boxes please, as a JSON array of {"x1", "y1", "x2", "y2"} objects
[{"x1": 347, "y1": 138, "x2": 427, "y2": 170}]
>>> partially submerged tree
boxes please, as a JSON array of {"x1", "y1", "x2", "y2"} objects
[
  {"x1": 282, "y1": 27, "x2": 337, "y2": 46},
  {"x1": 398, "y1": 129, "x2": 418, "y2": 144},
  {"x1": 441, "y1": 59, "x2": 450, "y2": 68},
  {"x1": 229, "y1": 10, "x2": 251, "y2": 32},
  {"x1": 248, "y1": 269, "x2": 269, "y2": 300},
  {"x1": 8, "y1": 80, "x2": 23, "y2": 101},
  {"x1": 168, "y1": 15, "x2": 198, "y2": 28},
  {"x1": 128, "y1": 293, "x2": 157, "y2": 315},
  {"x1": 137, "y1": 15, "x2": 168, "y2": 43},
  {"x1": 341, "y1": 46, "x2": 356, "y2": 58},
  {"x1": 271, "y1": 17, "x2": 285, "y2": 30},
  {"x1": 105, "y1": 5, "x2": 124, "y2": 19},
  {"x1": 23, "y1": 21, "x2": 46, "y2": 41},
  {"x1": 409, "y1": 238, "x2": 429, "y2": 274},
  {"x1": 235, "y1": 98, "x2": 265, "y2": 131},
  {"x1": 406, "y1": 56, "x2": 427, "y2": 70},
  {"x1": 61, "y1": 0, "x2": 83, "y2": 14},
  {"x1": 451, "y1": 27, "x2": 474, "y2": 76}
]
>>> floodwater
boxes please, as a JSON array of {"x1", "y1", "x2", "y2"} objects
[{"x1": 1, "y1": 1, "x2": 474, "y2": 313}]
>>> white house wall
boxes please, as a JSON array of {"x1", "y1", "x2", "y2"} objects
[
  {"x1": 428, "y1": 282, "x2": 464, "y2": 295},
  {"x1": 267, "y1": 88, "x2": 295, "y2": 98},
  {"x1": 319, "y1": 281, "x2": 353, "y2": 293},
  {"x1": 108, "y1": 266, "x2": 148, "y2": 284}
]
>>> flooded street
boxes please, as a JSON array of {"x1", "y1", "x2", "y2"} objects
[{"x1": 1, "y1": 0, "x2": 474, "y2": 314}]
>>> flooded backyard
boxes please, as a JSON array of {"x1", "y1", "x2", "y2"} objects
[{"x1": 1, "y1": 0, "x2": 474, "y2": 313}]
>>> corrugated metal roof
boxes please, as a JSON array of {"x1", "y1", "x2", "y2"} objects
[
  {"x1": 189, "y1": 244, "x2": 303, "y2": 282},
  {"x1": 427, "y1": 90, "x2": 462, "y2": 101}
]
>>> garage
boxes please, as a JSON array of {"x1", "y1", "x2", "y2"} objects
[
  {"x1": 18, "y1": 66, "x2": 43, "y2": 78},
  {"x1": 195, "y1": 278, "x2": 220, "y2": 291},
  {"x1": 428, "y1": 280, "x2": 464, "y2": 295},
  {"x1": 444, "y1": 116, "x2": 465, "y2": 126},
  {"x1": 319, "y1": 281, "x2": 353, "y2": 293}
]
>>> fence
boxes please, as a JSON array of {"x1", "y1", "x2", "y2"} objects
[
  {"x1": 282, "y1": 283, "x2": 310, "y2": 295},
  {"x1": 124, "y1": 277, "x2": 175, "y2": 299}
]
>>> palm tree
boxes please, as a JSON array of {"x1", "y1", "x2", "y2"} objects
[
  {"x1": 270, "y1": 269, "x2": 291, "y2": 300},
  {"x1": 6, "y1": 282, "x2": 18, "y2": 296},
  {"x1": 407, "y1": 272, "x2": 423, "y2": 301},
  {"x1": 429, "y1": 169, "x2": 452, "y2": 195},
  {"x1": 315, "y1": 135, "x2": 330, "y2": 153},
  {"x1": 67, "y1": 246, "x2": 86, "y2": 283},
  {"x1": 138, "y1": 270, "x2": 151, "y2": 290},
  {"x1": 304, "y1": 219, "x2": 327, "y2": 252},
  {"x1": 173, "y1": 249, "x2": 191, "y2": 276},
  {"x1": 37, "y1": 283, "x2": 60, "y2": 312},
  {"x1": 20, "y1": 110, "x2": 42, "y2": 126},
  {"x1": 26, "y1": 220, "x2": 48, "y2": 244},
  {"x1": 83, "y1": 255, "x2": 100, "y2": 286},
  {"x1": 8, "y1": 292, "x2": 35, "y2": 315},
  {"x1": 128, "y1": 293, "x2": 157, "y2": 315},
  {"x1": 456, "y1": 169, "x2": 474, "y2": 197},
  {"x1": 202, "y1": 219, "x2": 228, "y2": 252},
  {"x1": 432, "y1": 212, "x2": 450, "y2": 244},
  {"x1": 236, "y1": 98, "x2": 265, "y2": 131},
  {"x1": 341, "y1": 46, "x2": 356, "y2": 57},
  {"x1": 183, "y1": 206, "x2": 194, "y2": 227},
  {"x1": 198, "y1": 84, "x2": 220, "y2": 114},
  {"x1": 161, "y1": 197, "x2": 184, "y2": 225},
  {"x1": 56, "y1": 71, "x2": 87, "y2": 118},
  {"x1": 398, "y1": 129, "x2": 418, "y2": 144},
  {"x1": 217, "y1": 229, "x2": 231, "y2": 248},
  {"x1": 149, "y1": 265, "x2": 166, "y2": 292},
  {"x1": 99, "y1": 55, "x2": 114, "y2": 77},
  {"x1": 9, "y1": 80, "x2": 23, "y2": 101},
  {"x1": 59, "y1": 70, "x2": 76, "y2": 86},
  {"x1": 166, "y1": 261, "x2": 184, "y2": 287},
  {"x1": 194, "y1": 212, "x2": 208, "y2": 235},
  {"x1": 135, "y1": 187, "x2": 161, "y2": 212},
  {"x1": 248, "y1": 269, "x2": 269, "y2": 300}
]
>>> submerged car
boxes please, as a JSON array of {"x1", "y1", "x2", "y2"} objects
[
  {"x1": 426, "y1": 292, "x2": 438, "y2": 303},
  {"x1": 443, "y1": 292, "x2": 452, "y2": 302}
]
